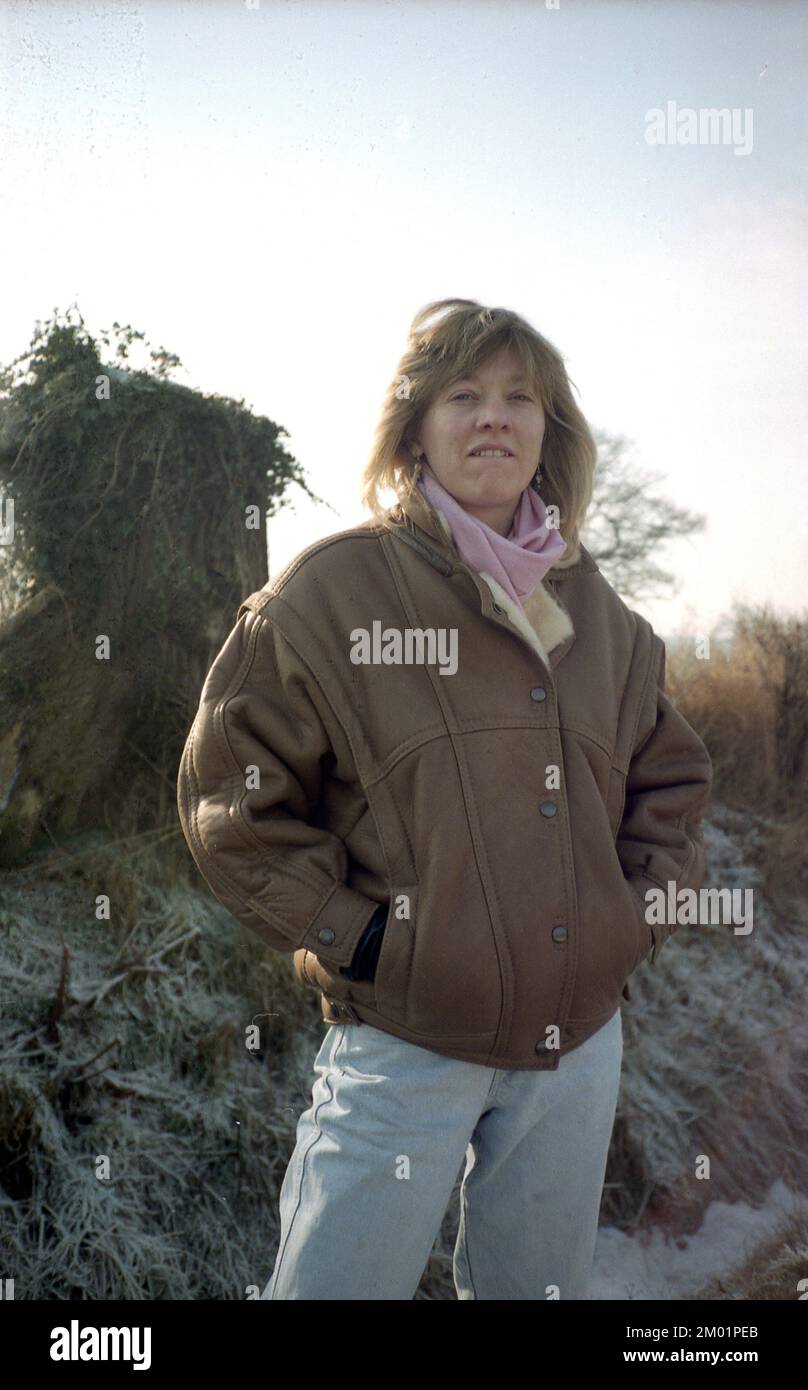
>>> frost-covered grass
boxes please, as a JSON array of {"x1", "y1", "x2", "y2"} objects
[
  {"x1": 592, "y1": 1183, "x2": 808, "y2": 1300},
  {"x1": 615, "y1": 802, "x2": 808, "y2": 1221},
  {"x1": 0, "y1": 836, "x2": 324, "y2": 1299},
  {"x1": 1, "y1": 801, "x2": 807, "y2": 1300}
]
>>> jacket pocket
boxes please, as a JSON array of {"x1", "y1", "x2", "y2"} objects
[
  {"x1": 568, "y1": 856, "x2": 652, "y2": 1024},
  {"x1": 623, "y1": 878, "x2": 654, "y2": 974},
  {"x1": 372, "y1": 880, "x2": 503, "y2": 1038},
  {"x1": 372, "y1": 885, "x2": 418, "y2": 1025}
]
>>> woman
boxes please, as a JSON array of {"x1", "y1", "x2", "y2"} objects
[{"x1": 177, "y1": 298, "x2": 713, "y2": 1300}]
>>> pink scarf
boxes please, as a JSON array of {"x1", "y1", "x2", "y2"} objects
[{"x1": 416, "y1": 464, "x2": 567, "y2": 612}]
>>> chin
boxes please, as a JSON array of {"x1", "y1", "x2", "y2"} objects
[{"x1": 476, "y1": 486, "x2": 523, "y2": 504}]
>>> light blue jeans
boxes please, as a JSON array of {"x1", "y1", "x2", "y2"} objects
[{"x1": 261, "y1": 1007, "x2": 623, "y2": 1300}]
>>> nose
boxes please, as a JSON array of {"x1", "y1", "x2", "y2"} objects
[{"x1": 475, "y1": 397, "x2": 513, "y2": 431}]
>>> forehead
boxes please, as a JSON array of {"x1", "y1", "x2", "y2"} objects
[{"x1": 448, "y1": 349, "x2": 531, "y2": 384}]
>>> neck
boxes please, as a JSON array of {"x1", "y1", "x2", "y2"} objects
[{"x1": 419, "y1": 462, "x2": 518, "y2": 537}]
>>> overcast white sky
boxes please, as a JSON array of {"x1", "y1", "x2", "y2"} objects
[{"x1": 1, "y1": 0, "x2": 806, "y2": 640}]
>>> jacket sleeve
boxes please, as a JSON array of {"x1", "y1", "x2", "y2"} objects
[
  {"x1": 176, "y1": 600, "x2": 382, "y2": 973},
  {"x1": 616, "y1": 632, "x2": 713, "y2": 967}
]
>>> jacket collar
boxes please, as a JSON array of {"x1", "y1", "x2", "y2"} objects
[{"x1": 383, "y1": 486, "x2": 597, "y2": 673}]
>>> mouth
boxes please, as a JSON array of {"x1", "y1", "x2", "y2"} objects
[{"x1": 468, "y1": 448, "x2": 515, "y2": 458}]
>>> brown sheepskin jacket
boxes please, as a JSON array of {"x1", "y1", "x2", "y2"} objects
[{"x1": 177, "y1": 486, "x2": 713, "y2": 1069}]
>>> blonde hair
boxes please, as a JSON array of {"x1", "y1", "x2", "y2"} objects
[{"x1": 361, "y1": 298, "x2": 597, "y2": 552}]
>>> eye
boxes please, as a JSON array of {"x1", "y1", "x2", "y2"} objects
[{"x1": 449, "y1": 392, "x2": 533, "y2": 402}]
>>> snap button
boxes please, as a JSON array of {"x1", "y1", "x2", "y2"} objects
[
  {"x1": 539, "y1": 801, "x2": 557, "y2": 817},
  {"x1": 530, "y1": 686, "x2": 547, "y2": 701},
  {"x1": 552, "y1": 925, "x2": 567, "y2": 943},
  {"x1": 318, "y1": 927, "x2": 336, "y2": 945}
]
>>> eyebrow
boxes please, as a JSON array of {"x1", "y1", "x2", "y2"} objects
[{"x1": 448, "y1": 373, "x2": 532, "y2": 386}]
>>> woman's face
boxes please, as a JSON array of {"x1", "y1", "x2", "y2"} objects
[{"x1": 410, "y1": 346, "x2": 545, "y2": 537}]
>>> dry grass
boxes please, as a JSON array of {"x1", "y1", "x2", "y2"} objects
[{"x1": 667, "y1": 602, "x2": 808, "y2": 901}]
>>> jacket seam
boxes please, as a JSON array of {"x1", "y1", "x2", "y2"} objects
[
  {"x1": 559, "y1": 722, "x2": 614, "y2": 761},
  {"x1": 376, "y1": 778, "x2": 418, "y2": 883},
  {"x1": 260, "y1": 529, "x2": 388, "y2": 598},
  {"x1": 609, "y1": 765, "x2": 628, "y2": 842},
  {"x1": 609, "y1": 613, "x2": 643, "y2": 774},
  {"x1": 626, "y1": 627, "x2": 661, "y2": 767},
  {"x1": 362, "y1": 720, "x2": 615, "y2": 787}
]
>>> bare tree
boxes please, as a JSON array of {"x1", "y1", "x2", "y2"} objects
[{"x1": 581, "y1": 431, "x2": 707, "y2": 604}]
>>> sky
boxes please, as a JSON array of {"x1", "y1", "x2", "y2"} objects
[{"x1": 1, "y1": 0, "x2": 806, "y2": 641}]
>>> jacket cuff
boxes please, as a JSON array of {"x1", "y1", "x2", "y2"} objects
[{"x1": 297, "y1": 886, "x2": 384, "y2": 972}]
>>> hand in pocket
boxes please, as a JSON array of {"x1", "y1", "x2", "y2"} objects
[{"x1": 339, "y1": 904, "x2": 389, "y2": 982}]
